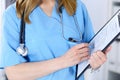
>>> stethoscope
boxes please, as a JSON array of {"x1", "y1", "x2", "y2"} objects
[
  {"x1": 16, "y1": 7, "x2": 83, "y2": 59},
  {"x1": 16, "y1": 11, "x2": 29, "y2": 60},
  {"x1": 60, "y1": 10, "x2": 83, "y2": 43}
]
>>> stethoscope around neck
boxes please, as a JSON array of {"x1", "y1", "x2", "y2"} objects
[
  {"x1": 16, "y1": 6, "x2": 83, "y2": 80},
  {"x1": 16, "y1": 7, "x2": 83, "y2": 60},
  {"x1": 16, "y1": 11, "x2": 29, "y2": 59}
]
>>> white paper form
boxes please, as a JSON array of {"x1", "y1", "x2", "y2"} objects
[{"x1": 77, "y1": 10, "x2": 120, "y2": 78}]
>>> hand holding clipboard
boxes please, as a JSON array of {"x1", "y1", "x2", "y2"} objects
[{"x1": 76, "y1": 9, "x2": 120, "y2": 80}]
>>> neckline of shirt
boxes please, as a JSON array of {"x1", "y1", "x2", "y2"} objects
[{"x1": 37, "y1": 4, "x2": 61, "y2": 22}]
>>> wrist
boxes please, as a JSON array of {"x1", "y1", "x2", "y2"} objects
[{"x1": 57, "y1": 56, "x2": 69, "y2": 69}]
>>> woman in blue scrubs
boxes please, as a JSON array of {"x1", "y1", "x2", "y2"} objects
[{"x1": 1, "y1": 0, "x2": 111, "y2": 80}]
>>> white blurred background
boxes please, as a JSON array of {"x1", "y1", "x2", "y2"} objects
[{"x1": 0, "y1": 0, "x2": 120, "y2": 80}]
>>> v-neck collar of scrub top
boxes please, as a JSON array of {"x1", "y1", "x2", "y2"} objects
[{"x1": 37, "y1": 2, "x2": 61, "y2": 22}]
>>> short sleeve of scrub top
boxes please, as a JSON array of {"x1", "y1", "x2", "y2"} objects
[{"x1": 0, "y1": 0, "x2": 94, "y2": 80}]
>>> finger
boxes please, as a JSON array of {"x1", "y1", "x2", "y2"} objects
[
  {"x1": 105, "y1": 46, "x2": 112, "y2": 54},
  {"x1": 74, "y1": 43, "x2": 89, "y2": 49},
  {"x1": 77, "y1": 47, "x2": 89, "y2": 54},
  {"x1": 93, "y1": 52, "x2": 103, "y2": 65},
  {"x1": 89, "y1": 56, "x2": 98, "y2": 69},
  {"x1": 96, "y1": 51, "x2": 107, "y2": 63},
  {"x1": 77, "y1": 52, "x2": 89, "y2": 63},
  {"x1": 79, "y1": 52, "x2": 89, "y2": 58}
]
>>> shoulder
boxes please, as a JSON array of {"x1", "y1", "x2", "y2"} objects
[
  {"x1": 76, "y1": 0, "x2": 88, "y2": 12},
  {"x1": 5, "y1": 3, "x2": 16, "y2": 13},
  {"x1": 3, "y1": 3, "x2": 20, "y2": 23},
  {"x1": 75, "y1": 0, "x2": 89, "y2": 18},
  {"x1": 2, "y1": 3, "x2": 20, "y2": 31},
  {"x1": 76, "y1": 0, "x2": 86, "y2": 8}
]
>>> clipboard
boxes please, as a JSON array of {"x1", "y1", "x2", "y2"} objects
[{"x1": 75, "y1": 9, "x2": 120, "y2": 80}]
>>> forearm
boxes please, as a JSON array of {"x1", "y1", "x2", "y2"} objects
[
  {"x1": 5, "y1": 43, "x2": 90, "y2": 80},
  {"x1": 5, "y1": 57, "x2": 67, "y2": 80}
]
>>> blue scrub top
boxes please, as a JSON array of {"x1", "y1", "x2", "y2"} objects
[{"x1": 0, "y1": 0, "x2": 94, "y2": 80}]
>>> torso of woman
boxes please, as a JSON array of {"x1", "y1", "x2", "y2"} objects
[{"x1": 1, "y1": 0, "x2": 94, "y2": 80}]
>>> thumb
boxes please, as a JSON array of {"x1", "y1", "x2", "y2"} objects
[{"x1": 105, "y1": 46, "x2": 112, "y2": 54}]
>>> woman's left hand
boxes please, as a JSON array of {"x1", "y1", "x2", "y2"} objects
[{"x1": 89, "y1": 46, "x2": 112, "y2": 69}]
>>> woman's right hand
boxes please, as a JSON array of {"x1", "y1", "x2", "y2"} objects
[{"x1": 61, "y1": 43, "x2": 90, "y2": 68}]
